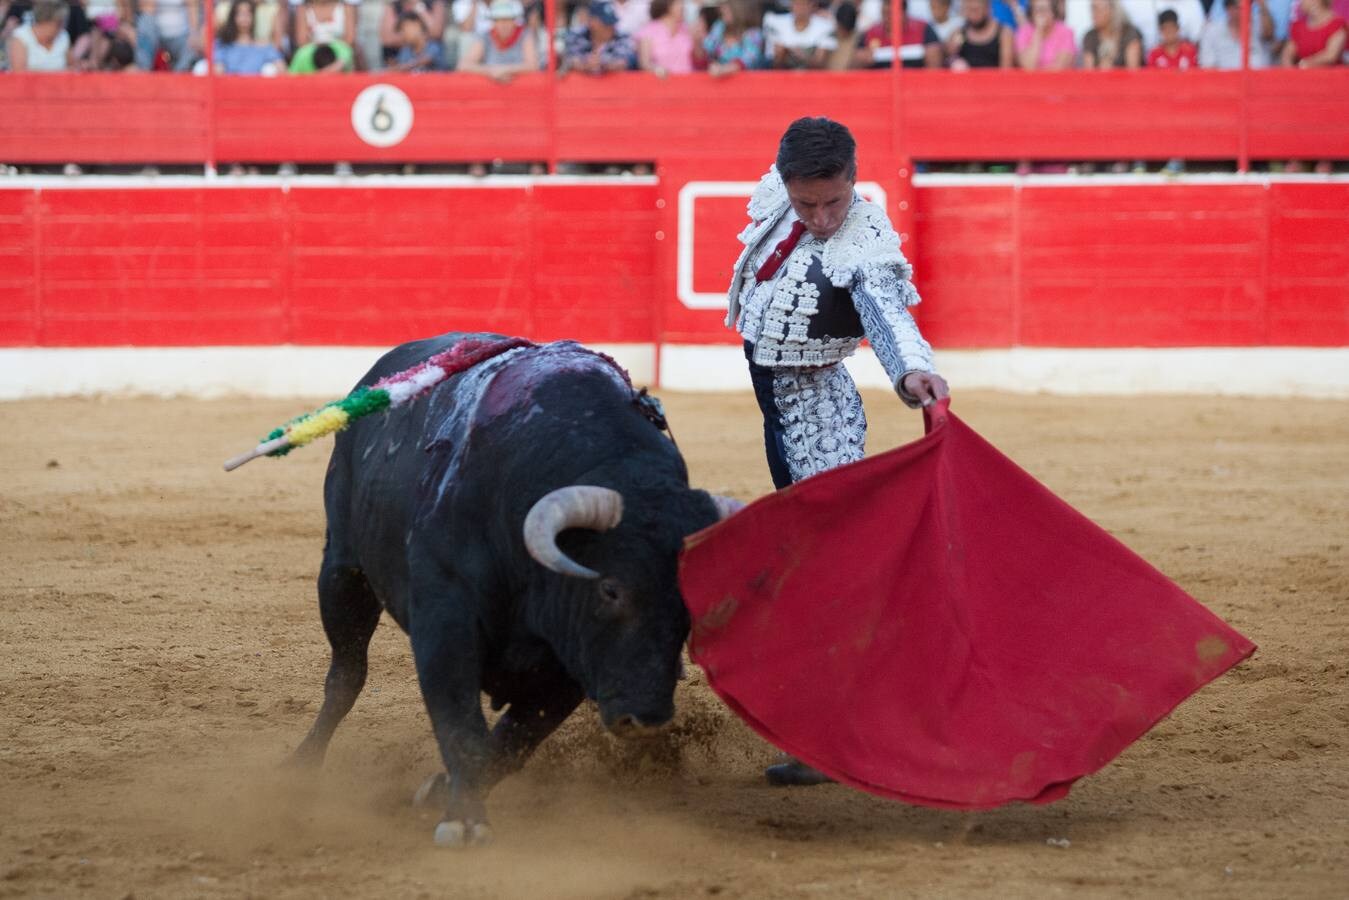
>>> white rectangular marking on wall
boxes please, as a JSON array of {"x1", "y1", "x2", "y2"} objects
[{"x1": 676, "y1": 180, "x2": 887, "y2": 311}]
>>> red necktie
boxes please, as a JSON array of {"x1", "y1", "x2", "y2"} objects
[{"x1": 755, "y1": 220, "x2": 808, "y2": 283}]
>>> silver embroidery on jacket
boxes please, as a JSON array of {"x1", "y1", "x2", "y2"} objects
[
  {"x1": 771, "y1": 363, "x2": 868, "y2": 482},
  {"x1": 727, "y1": 167, "x2": 934, "y2": 381}
]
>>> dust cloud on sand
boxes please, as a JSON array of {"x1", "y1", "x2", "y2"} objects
[{"x1": 2, "y1": 391, "x2": 1346, "y2": 898}]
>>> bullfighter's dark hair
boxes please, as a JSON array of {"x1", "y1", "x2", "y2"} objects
[{"x1": 775, "y1": 117, "x2": 858, "y2": 184}]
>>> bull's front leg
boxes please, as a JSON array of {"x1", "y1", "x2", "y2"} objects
[
  {"x1": 408, "y1": 600, "x2": 495, "y2": 848},
  {"x1": 485, "y1": 676, "x2": 585, "y2": 786}
]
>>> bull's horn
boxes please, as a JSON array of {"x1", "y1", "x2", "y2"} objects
[
  {"x1": 712, "y1": 495, "x2": 746, "y2": 520},
  {"x1": 523, "y1": 486, "x2": 624, "y2": 579}
]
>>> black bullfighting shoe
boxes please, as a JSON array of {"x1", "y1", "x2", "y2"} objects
[{"x1": 764, "y1": 757, "x2": 835, "y2": 786}]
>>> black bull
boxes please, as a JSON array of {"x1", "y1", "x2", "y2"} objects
[{"x1": 290, "y1": 333, "x2": 735, "y2": 846}]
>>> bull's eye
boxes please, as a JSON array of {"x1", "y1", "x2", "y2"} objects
[{"x1": 597, "y1": 577, "x2": 625, "y2": 615}]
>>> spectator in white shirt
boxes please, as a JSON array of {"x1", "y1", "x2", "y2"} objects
[
  {"x1": 765, "y1": 0, "x2": 836, "y2": 68},
  {"x1": 8, "y1": 0, "x2": 72, "y2": 69},
  {"x1": 1198, "y1": 0, "x2": 1271, "y2": 67}
]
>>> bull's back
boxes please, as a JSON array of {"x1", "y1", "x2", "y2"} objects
[
  {"x1": 321, "y1": 334, "x2": 673, "y2": 615},
  {"x1": 322, "y1": 333, "x2": 506, "y2": 603}
]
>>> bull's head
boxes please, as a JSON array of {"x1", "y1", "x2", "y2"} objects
[{"x1": 523, "y1": 485, "x2": 740, "y2": 737}]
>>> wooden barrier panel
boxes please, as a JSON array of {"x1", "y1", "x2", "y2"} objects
[
  {"x1": 661, "y1": 173, "x2": 1349, "y2": 348},
  {"x1": 1247, "y1": 69, "x2": 1349, "y2": 160},
  {"x1": 214, "y1": 75, "x2": 553, "y2": 164},
  {"x1": 898, "y1": 70, "x2": 1244, "y2": 161},
  {"x1": 0, "y1": 181, "x2": 658, "y2": 347},
  {"x1": 2, "y1": 178, "x2": 1345, "y2": 351},
  {"x1": 0, "y1": 74, "x2": 209, "y2": 164},
  {"x1": 3, "y1": 70, "x2": 1348, "y2": 165}
]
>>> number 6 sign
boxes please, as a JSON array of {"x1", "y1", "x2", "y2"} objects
[{"x1": 351, "y1": 85, "x2": 415, "y2": 148}]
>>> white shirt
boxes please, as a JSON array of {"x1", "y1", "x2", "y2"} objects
[
  {"x1": 613, "y1": 0, "x2": 650, "y2": 37},
  {"x1": 153, "y1": 0, "x2": 194, "y2": 38},
  {"x1": 10, "y1": 23, "x2": 69, "y2": 70},
  {"x1": 1198, "y1": 18, "x2": 1271, "y2": 68},
  {"x1": 763, "y1": 11, "x2": 837, "y2": 53},
  {"x1": 856, "y1": 0, "x2": 883, "y2": 32},
  {"x1": 907, "y1": 1, "x2": 962, "y2": 43},
  {"x1": 929, "y1": 13, "x2": 965, "y2": 44},
  {"x1": 451, "y1": 0, "x2": 491, "y2": 34}
]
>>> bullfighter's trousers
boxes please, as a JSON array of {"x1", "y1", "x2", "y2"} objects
[{"x1": 744, "y1": 342, "x2": 868, "y2": 489}]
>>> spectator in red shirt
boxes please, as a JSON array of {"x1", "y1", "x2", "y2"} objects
[
  {"x1": 1148, "y1": 9, "x2": 1197, "y2": 67},
  {"x1": 1282, "y1": 0, "x2": 1346, "y2": 67},
  {"x1": 858, "y1": 0, "x2": 942, "y2": 68}
]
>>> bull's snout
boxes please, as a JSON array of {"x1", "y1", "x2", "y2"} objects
[{"x1": 604, "y1": 712, "x2": 673, "y2": 739}]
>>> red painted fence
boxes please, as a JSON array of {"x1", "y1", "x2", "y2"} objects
[
  {"x1": 3, "y1": 69, "x2": 1349, "y2": 166},
  {"x1": 3, "y1": 178, "x2": 1346, "y2": 350}
]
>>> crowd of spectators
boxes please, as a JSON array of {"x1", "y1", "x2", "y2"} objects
[{"x1": 2, "y1": 0, "x2": 1344, "y2": 73}]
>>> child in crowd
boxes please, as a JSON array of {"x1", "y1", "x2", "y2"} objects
[
  {"x1": 1148, "y1": 8, "x2": 1197, "y2": 68},
  {"x1": 391, "y1": 9, "x2": 444, "y2": 69},
  {"x1": 379, "y1": 0, "x2": 444, "y2": 67}
]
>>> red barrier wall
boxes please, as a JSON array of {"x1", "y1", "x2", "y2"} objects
[
  {"x1": 3, "y1": 70, "x2": 1349, "y2": 165},
  {"x1": 0, "y1": 182, "x2": 657, "y2": 347},
  {"x1": 3, "y1": 179, "x2": 1346, "y2": 350}
]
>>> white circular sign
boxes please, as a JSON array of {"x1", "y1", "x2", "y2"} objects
[{"x1": 351, "y1": 85, "x2": 414, "y2": 148}]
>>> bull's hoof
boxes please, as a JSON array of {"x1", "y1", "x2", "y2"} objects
[
  {"x1": 433, "y1": 819, "x2": 494, "y2": 848},
  {"x1": 412, "y1": 772, "x2": 449, "y2": 808},
  {"x1": 764, "y1": 759, "x2": 834, "y2": 787}
]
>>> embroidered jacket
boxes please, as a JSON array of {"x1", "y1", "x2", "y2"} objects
[{"x1": 726, "y1": 166, "x2": 936, "y2": 405}]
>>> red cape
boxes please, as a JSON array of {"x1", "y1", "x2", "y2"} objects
[{"x1": 679, "y1": 399, "x2": 1255, "y2": 809}]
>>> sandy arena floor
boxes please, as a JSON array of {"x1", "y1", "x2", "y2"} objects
[{"x1": 1, "y1": 389, "x2": 1346, "y2": 899}]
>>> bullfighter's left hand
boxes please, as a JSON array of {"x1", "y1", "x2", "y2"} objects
[{"x1": 901, "y1": 371, "x2": 950, "y2": 407}]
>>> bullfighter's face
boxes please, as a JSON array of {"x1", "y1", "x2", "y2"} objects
[{"x1": 786, "y1": 173, "x2": 855, "y2": 242}]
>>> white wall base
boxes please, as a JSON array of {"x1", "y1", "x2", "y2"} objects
[
  {"x1": 659, "y1": 345, "x2": 1349, "y2": 399},
  {"x1": 2, "y1": 344, "x2": 1346, "y2": 400}
]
